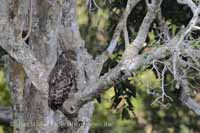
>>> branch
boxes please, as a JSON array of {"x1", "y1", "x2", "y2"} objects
[
  {"x1": 0, "y1": 24, "x2": 49, "y2": 93},
  {"x1": 0, "y1": 106, "x2": 12, "y2": 125},
  {"x1": 152, "y1": 64, "x2": 173, "y2": 104},
  {"x1": 123, "y1": 22, "x2": 130, "y2": 48},
  {"x1": 106, "y1": 0, "x2": 141, "y2": 54},
  {"x1": 157, "y1": 10, "x2": 171, "y2": 42},
  {"x1": 169, "y1": 5, "x2": 200, "y2": 80},
  {"x1": 62, "y1": 44, "x2": 171, "y2": 115},
  {"x1": 86, "y1": 45, "x2": 170, "y2": 100},
  {"x1": 180, "y1": 80, "x2": 200, "y2": 115},
  {"x1": 132, "y1": 0, "x2": 163, "y2": 49},
  {"x1": 95, "y1": 0, "x2": 142, "y2": 73},
  {"x1": 121, "y1": 0, "x2": 163, "y2": 68},
  {"x1": 96, "y1": 0, "x2": 163, "y2": 76},
  {"x1": 177, "y1": 0, "x2": 198, "y2": 13}
]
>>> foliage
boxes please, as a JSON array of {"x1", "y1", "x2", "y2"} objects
[
  {"x1": 0, "y1": 69, "x2": 12, "y2": 132},
  {"x1": 90, "y1": 70, "x2": 200, "y2": 133},
  {"x1": 0, "y1": 71, "x2": 11, "y2": 107},
  {"x1": 0, "y1": 50, "x2": 11, "y2": 132}
]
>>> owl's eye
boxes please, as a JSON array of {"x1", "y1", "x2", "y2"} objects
[{"x1": 69, "y1": 82, "x2": 73, "y2": 86}]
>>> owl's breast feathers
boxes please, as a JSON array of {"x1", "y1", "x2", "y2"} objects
[{"x1": 48, "y1": 50, "x2": 78, "y2": 111}]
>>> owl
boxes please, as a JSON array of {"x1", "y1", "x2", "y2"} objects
[{"x1": 48, "y1": 50, "x2": 78, "y2": 111}]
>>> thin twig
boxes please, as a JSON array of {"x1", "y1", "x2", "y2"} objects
[
  {"x1": 161, "y1": 65, "x2": 173, "y2": 102},
  {"x1": 152, "y1": 59, "x2": 161, "y2": 80}
]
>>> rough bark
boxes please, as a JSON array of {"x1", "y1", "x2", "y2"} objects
[{"x1": 1, "y1": 0, "x2": 95, "y2": 132}]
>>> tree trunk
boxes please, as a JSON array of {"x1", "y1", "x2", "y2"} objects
[{"x1": 2, "y1": 0, "x2": 95, "y2": 132}]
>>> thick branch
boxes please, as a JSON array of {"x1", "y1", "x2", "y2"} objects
[
  {"x1": 121, "y1": 0, "x2": 163, "y2": 69},
  {"x1": 106, "y1": 0, "x2": 141, "y2": 54},
  {"x1": 177, "y1": 0, "x2": 198, "y2": 13},
  {"x1": 95, "y1": 0, "x2": 142, "y2": 73},
  {"x1": 0, "y1": 35, "x2": 49, "y2": 93},
  {"x1": 132, "y1": 0, "x2": 163, "y2": 49}
]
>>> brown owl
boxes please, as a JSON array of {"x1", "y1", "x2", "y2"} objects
[{"x1": 48, "y1": 50, "x2": 78, "y2": 111}]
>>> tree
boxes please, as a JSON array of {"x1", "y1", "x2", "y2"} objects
[{"x1": 0, "y1": 0, "x2": 199, "y2": 132}]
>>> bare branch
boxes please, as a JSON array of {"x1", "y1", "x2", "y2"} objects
[
  {"x1": 106, "y1": 0, "x2": 141, "y2": 54},
  {"x1": 170, "y1": 5, "x2": 200, "y2": 81},
  {"x1": 121, "y1": 0, "x2": 163, "y2": 69},
  {"x1": 132, "y1": 0, "x2": 163, "y2": 49},
  {"x1": 157, "y1": 10, "x2": 171, "y2": 42},
  {"x1": 193, "y1": 25, "x2": 200, "y2": 30},
  {"x1": 152, "y1": 60, "x2": 161, "y2": 80},
  {"x1": 151, "y1": 62, "x2": 173, "y2": 105},
  {"x1": 123, "y1": 22, "x2": 130, "y2": 48},
  {"x1": 161, "y1": 65, "x2": 173, "y2": 102},
  {"x1": 177, "y1": 0, "x2": 198, "y2": 13},
  {"x1": 95, "y1": 0, "x2": 142, "y2": 73}
]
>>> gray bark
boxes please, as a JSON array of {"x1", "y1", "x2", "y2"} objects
[{"x1": 1, "y1": 0, "x2": 95, "y2": 132}]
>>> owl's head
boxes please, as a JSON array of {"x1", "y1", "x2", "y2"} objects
[{"x1": 60, "y1": 50, "x2": 77, "y2": 61}]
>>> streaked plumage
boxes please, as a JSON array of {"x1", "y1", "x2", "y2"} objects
[{"x1": 48, "y1": 50, "x2": 78, "y2": 110}]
